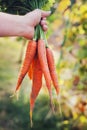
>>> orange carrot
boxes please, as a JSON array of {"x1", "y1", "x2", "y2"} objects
[
  {"x1": 15, "y1": 40, "x2": 37, "y2": 92},
  {"x1": 38, "y1": 39, "x2": 54, "y2": 112},
  {"x1": 46, "y1": 48, "x2": 59, "y2": 95},
  {"x1": 30, "y1": 54, "x2": 42, "y2": 127},
  {"x1": 28, "y1": 61, "x2": 33, "y2": 80}
]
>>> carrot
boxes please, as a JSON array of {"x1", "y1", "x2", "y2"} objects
[
  {"x1": 30, "y1": 53, "x2": 42, "y2": 127},
  {"x1": 28, "y1": 61, "x2": 33, "y2": 80},
  {"x1": 15, "y1": 40, "x2": 37, "y2": 92},
  {"x1": 38, "y1": 39, "x2": 54, "y2": 112},
  {"x1": 46, "y1": 48, "x2": 59, "y2": 95}
]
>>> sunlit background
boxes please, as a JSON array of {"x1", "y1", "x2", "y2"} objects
[{"x1": 0, "y1": 0, "x2": 87, "y2": 130}]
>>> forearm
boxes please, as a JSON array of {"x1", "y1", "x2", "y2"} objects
[{"x1": 0, "y1": 12, "x2": 24, "y2": 37}]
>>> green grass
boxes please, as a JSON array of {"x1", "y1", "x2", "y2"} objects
[{"x1": 0, "y1": 38, "x2": 20, "y2": 90}]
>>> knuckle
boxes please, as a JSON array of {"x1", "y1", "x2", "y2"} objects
[
  {"x1": 35, "y1": 9, "x2": 41, "y2": 17},
  {"x1": 35, "y1": 9, "x2": 40, "y2": 13}
]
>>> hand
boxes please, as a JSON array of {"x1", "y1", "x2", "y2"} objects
[
  {"x1": 21, "y1": 9, "x2": 51, "y2": 39},
  {"x1": 0, "y1": 9, "x2": 50, "y2": 39}
]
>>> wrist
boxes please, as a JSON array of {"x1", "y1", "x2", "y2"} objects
[
  {"x1": 16, "y1": 16, "x2": 25, "y2": 37},
  {"x1": 18, "y1": 15, "x2": 34, "y2": 39},
  {"x1": 13, "y1": 15, "x2": 26, "y2": 37}
]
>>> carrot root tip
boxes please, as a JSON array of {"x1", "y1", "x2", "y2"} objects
[
  {"x1": 9, "y1": 92, "x2": 16, "y2": 98},
  {"x1": 10, "y1": 91, "x2": 19, "y2": 101},
  {"x1": 57, "y1": 94, "x2": 63, "y2": 116},
  {"x1": 57, "y1": 93, "x2": 61, "y2": 101},
  {"x1": 16, "y1": 91, "x2": 19, "y2": 101},
  {"x1": 30, "y1": 110, "x2": 33, "y2": 127},
  {"x1": 49, "y1": 94, "x2": 55, "y2": 114}
]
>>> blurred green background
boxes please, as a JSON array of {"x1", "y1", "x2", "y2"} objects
[{"x1": 0, "y1": 0, "x2": 87, "y2": 130}]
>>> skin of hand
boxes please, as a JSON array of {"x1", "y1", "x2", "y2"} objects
[{"x1": 0, "y1": 9, "x2": 51, "y2": 39}]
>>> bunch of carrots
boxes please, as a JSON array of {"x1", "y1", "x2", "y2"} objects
[{"x1": 14, "y1": 24, "x2": 59, "y2": 126}]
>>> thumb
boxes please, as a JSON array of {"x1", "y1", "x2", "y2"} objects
[
  {"x1": 33, "y1": 9, "x2": 51, "y2": 18},
  {"x1": 41, "y1": 10, "x2": 51, "y2": 17},
  {"x1": 27, "y1": 9, "x2": 51, "y2": 26}
]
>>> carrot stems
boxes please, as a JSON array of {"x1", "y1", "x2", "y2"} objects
[
  {"x1": 39, "y1": 25, "x2": 48, "y2": 47},
  {"x1": 33, "y1": 26, "x2": 38, "y2": 41}
]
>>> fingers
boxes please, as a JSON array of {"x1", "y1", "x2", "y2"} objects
[
  {"x1": 39, "y1": 9, "x2": 50, "y2": 31},
  {"x1": 27, "y1": 9, "x2": 50, "y2": 27},
  {"x1": 41, "y1": 18, "x2": 47, "y2": 26},
  {"x1": 34, "y1": 9, "x2": 51, "y2": 17},
  {"x1": 32, "y1": 9, "x2": 51, "y2": 24},
  {"x1": 40, "y1": 18, "x2": 48, "y2": 31},
  {"x1": 42, "y1": 25, "x2": 48, "y2": 32},
  {"x1": 25, "y1": 9, "x2": 50, "y2": 34}
]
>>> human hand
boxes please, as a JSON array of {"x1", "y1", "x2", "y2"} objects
[
  {"x1": 0, "y1": 9, "x2": 50, "y2": 39},
  {"x1": 21, "y1": 9, "x2": 51, "y2": 39}
]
